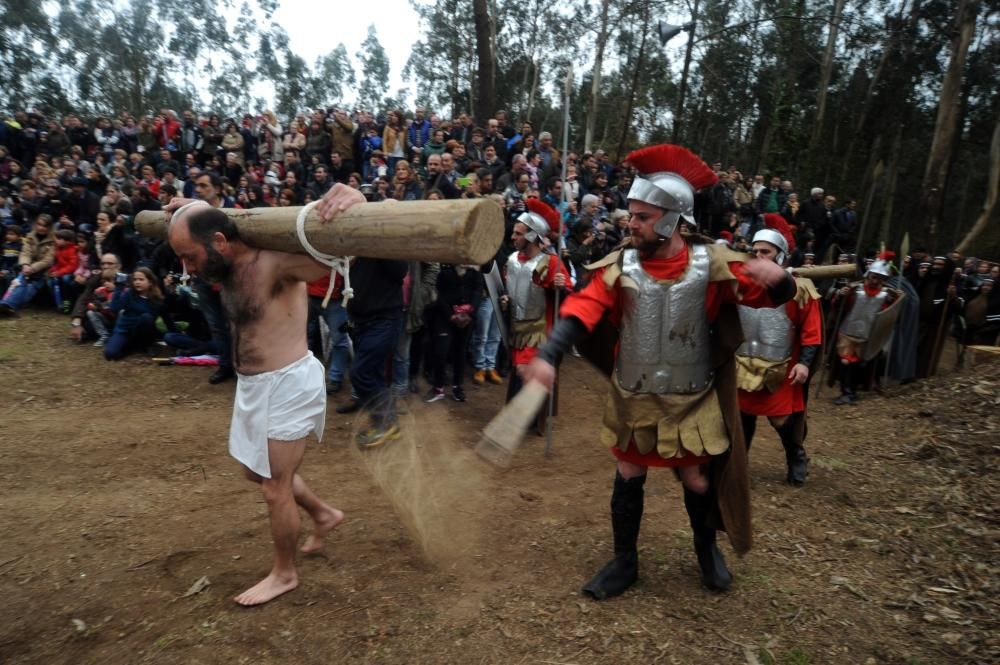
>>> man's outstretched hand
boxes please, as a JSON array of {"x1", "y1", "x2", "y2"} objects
[
  {"x1": 317, "y1": 183, "x2": 367, "y2": 224},
  {"x1": 518, "y1": 357, "x2": 556, "y2": 391},
  {"x1": 742, "y1": 257, "x2": 788, "y2": 288}
]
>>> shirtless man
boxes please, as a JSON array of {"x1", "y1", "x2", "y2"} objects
[{"x1": 165, "y1": 184, "x2": 366, "y2": 606}]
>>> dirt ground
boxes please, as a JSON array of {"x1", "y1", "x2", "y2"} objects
[{"x1": 1, "y1": 312, "x2": 997, "y2": 665}]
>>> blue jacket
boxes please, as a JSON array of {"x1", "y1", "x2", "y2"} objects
[
  {"x1": 407, "y1": 120, "x2": 431, "y2": 150},
  {"x1": 110, "y1": 286, "x2": 175, "y2": 334}
]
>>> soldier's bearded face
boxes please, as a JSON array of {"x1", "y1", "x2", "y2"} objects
[
  {"x1": 627, "y1": 200, "x2": 667, "y2": 255},
  {"x1": 751, "y1": 242, "x2": 779, "y2": 263}
]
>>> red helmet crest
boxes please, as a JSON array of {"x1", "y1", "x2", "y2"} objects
[
  {"x1": 762, "y1": 213, "x2": 796, "y2": 253},
  {"x1": 526, "y1": 198, "x2": 561, "y2": 234},
  {"x1": 624, "y1": 144, "x2": 717, "y2": 190}
]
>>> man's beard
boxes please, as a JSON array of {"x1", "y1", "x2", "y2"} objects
[
  {"x1": 630, "y1": 233, "x2": 664, "y2": 258},
  {"x1": 201, "y1": 244, "x2": 233, "y2": 284}
]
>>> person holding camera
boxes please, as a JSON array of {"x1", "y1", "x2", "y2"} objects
[{"x1": 503, "y1": 171, "x2": 531, "y2": 219}]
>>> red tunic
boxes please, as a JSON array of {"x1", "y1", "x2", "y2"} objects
[
  {"x1": 510, "y1": 252, "x2": 571, "y2": 366},
  {"x1": 737, "y1": 294, "x2": 822, "y2": 417},
  {"x1": 560, "y1": 245, "x2": 775, "y2": 467}
]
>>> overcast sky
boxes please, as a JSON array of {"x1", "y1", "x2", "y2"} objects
[{"x1": 273, "y1": 0, "x2": 422, "y2": 105}]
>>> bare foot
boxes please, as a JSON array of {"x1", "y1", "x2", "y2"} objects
[
  {"x1": 233, "y1": 571, "x2": 298, "y2": 607},
  {"x1": 301, "y1": 507, "x2": 345, "y2": 554}
]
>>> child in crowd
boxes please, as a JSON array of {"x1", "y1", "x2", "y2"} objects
[
  {"x1": 73, "y1": 232, "x2": 97, "y2": 281},
  {"x1": 104, "y1": 266, "x2": 175, "y2": 360},
  {"x1": 47, "y1": 228, "x2": 79, "y2": 312},
  {"x1": 86, "y1": 273, "x2": 120, "y2": 347},
  {"x1": 1, "y1": 225, "x2": 23, "y2": 295}
]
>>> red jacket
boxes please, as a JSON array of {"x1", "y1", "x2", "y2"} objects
[
  {"x1": 307, "y1": 272, "x2": 343, "y2": 300},
  {"x1": 49, "y1": 244, "x2": 80, "y2": 277},
  {"x1": 153, "y1": 117, "x2": 181, "y2": 148}
]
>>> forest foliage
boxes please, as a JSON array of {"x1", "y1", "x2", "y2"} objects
[{"x1": 2, "y1": 0, "x2": 998, "y2": 253}]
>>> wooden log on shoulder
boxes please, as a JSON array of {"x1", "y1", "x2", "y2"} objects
[
  {"x1": 134, "y1": 199, "x2": 505, "y2": 265},
  {"x1": 790, "y1": 264, "x2": 857, "y2": 280}
]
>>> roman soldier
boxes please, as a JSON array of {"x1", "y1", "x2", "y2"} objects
[
  {"x1": 736, "y1": 215, "x2": 823, "y2": 486},
  {"x1": 503, "y1": 198, "x2": 570, "y2": 431},
  {"x1": 833, "y1": 258, "x2": 902, "y2": 404},
  {"x1": 520, "y1": 144, "x2": 797, "y2": 599}
]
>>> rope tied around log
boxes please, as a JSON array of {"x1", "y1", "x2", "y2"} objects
[{"x1": 295, "y1": 201, "x2": 354, "y2": 308}]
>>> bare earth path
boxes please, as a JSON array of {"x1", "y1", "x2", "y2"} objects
[{"x1": 1, "y1": 312, "x2": 996, "y2": 664}]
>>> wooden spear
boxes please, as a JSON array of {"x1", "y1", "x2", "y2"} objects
[{"x1": 134, "y1": 199, "x2": 505, "y2": 265}]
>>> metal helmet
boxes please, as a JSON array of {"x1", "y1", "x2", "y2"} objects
[
  {"x1": 865, "y1": 259, "x2": 891, "y2": 278},
  {"x1": 516, "y1": 211, "x2": 549, "y2": 243},
  {"x1": 751, "y1": 228, "x2": 789, "y2": 265},
  {"x1": 626, "y1": 173, "x2": 694, "y2": 239},
  {"x1": 624, "y1": 144, "x2": 717, "y2": 239}
]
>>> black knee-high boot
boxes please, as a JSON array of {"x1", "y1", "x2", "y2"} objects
[
  {"x1": 776, "y1": 413, "x2": 808, "y2": 485},
  {"x1": 581, "y1": 472, "x2": 645, "y2": 600},
  {"x1": 835, "y1": 362, "x2": 858, "y2": 404},
  {"x1": 740, "y1": 411, "x2": 758, "y2": 453},
  {"x1": 683, "y1": 486, "x2": 732, "y2": 591}
]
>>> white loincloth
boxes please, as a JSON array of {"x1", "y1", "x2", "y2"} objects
[{"x1": 229, "y1": 353, "x2": 326, "y2": 478}]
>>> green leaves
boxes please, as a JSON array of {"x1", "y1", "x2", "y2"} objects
[{"x1": 356, "y1": 25, "x2": 390, "y2": 111}]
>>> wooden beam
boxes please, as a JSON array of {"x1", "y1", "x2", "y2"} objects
[{"x1": 135, "y1": 199, "x2": 505, "y2": 265}]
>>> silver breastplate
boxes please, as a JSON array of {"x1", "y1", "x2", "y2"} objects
[
  {"x1": 616, "y1": 245, "x2": 713, "y2": 394},
  {"x1": 507, "y1": 251, "x2": 546, "y2": 321},
  {"x1": 841, "y1": 286, "x2": 887, "y2": 341},
  {"x1": 737, "y1": 304, "x2": 794, "y2": 361}
]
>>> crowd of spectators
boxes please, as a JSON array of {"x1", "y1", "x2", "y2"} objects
[{"x1": 1, "y1": 106, "x2": 996, "y2": 405}]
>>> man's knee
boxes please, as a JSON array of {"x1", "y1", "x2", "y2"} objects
[
  {"x1": 259, "y1": 477, "x2": 294, "y2": 505},
  {"x1": 616, "y1": 460, "x2": 647, "y2": 480},
  {"x1": 768, "y1": 415, "x2": 788, "y2": 429},
  {"x1": 244, "y1": 467, "x2": 263, "y2": 483},
  {"x1": 679, "y1": 464, "x2": 709, "y2": 495}
]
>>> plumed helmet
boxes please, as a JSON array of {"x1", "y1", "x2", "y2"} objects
[
  {"x1": 517, "y1": 199, "x2": 559, "y2": 242},
  {"x1": 527, "y1": 198, "x2": 561, "y2": 234},
  {"x1": 751, "y1": 213, "x2": 796, "y2": 264},
  {"x1": 624, "y1": 144, "x2": 717, "y2": 238},
  {"x1": 516, "y1": 212, "x2": 548, "y2": 243},
  {"x1": 866, "y1": 259, "x2": 891, "y2": 278},
  {"x1": 517, "y1": 198, "x2": 561, "y2": 243}
]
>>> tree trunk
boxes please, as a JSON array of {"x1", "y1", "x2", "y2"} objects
[
  {"x1": 585, "y1": 0, "x2": 612, "y2": 152},
  {"x1": 756, "y1": 65, "x2": 789, "y2": 176},
  {"x1": 521, "y1": 1, "x2": 541, "y2": 114},
  {"x1": 955, "y1": 110, "x2": 1000, "y2": 254},
  {"x1": 922, "y1": 0, "x2": 979, "y2": 251},
  {"x1": 737, "y1": 0, "x2": 763, "y2": 153},
  {"x1": 467, "y1": 52, "x2": 476, "y2": 120},
  {"x1": 616, "y1": 8, "x2": 649, "y2": 160},
  {"x1": 856, "y1": 158, "x2": 885, "y2": 255},
  {"x1": 451, "y1": 50, "x2": 461, "y2": 116},
  {"x1": 527, "y1": 59, "x2": 541, "y2": 123},
  {"x1": 880, "y1": 123, "x2": 905, "y2": 246},
  {"x1": 672, "y1": 0, "x2": 699, "y2": 144},
  {"x1": 473, "y1": 0, "x2": 495, "y2": 124},
  {"x1": 808, "y1": 0, "x2": 846, "y2": 160},
  {"x1": 838, "y1": 0, "x2": 920, "y2": 187}
]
